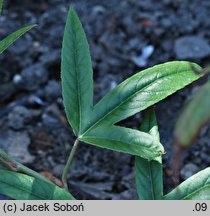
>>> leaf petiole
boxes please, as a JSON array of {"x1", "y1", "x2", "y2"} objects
[{"x1": 62, "y1": 139, "x2": 80, "y2": 191}]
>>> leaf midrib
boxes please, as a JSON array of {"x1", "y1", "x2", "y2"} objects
[
  {"x1": 71, "y1": 12, "x2": 82, "y2": 135},
  {"x1": 80, "y1": 69, "x2": 193, "y2": 138},
  {"x1": 81, "y1": 132, "x2": 160, "y2": 154},
  {"x1": 148, "y1": 161, "x2": 155, "y2": 200}
]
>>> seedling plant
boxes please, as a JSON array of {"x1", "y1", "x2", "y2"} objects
[{"x1": 0, "y1": 2, "x2": 209, "y2": 200}]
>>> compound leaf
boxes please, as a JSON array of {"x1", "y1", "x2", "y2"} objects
[
  {"x1": 174, "y1": 79, "x2": 210, "y2": 147},
  {"x1": 61, "y1": 7, "x2": 202, "y2": 160},
  {"x1": 135, "y1": 108, "x2": 163, "y2": 200},
  {"x1": 61, "y1": 7, "x2": 93, "y2": 136},
  {"x1": 0, "y1": 169, "x2": 75, "y2": 200},
  {"x1": 164, "y1": 167, "x2": 210, "y2": 200},
  {"x1": 0, "y1": 24, "x2": 37, "y2": 54},
  {"x1": 80, "y1": 61, "x2": 201, "y2": 159}
]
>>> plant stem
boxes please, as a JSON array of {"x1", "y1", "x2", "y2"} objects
[{"x1": 62, "y1": 138, "x2": 79, "y2": 191}]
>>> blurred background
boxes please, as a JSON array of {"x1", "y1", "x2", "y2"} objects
[{"x1": 0, "y1": 0, "x2": 210, "y2": 199}]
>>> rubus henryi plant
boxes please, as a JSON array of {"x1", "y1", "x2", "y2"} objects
[{"x1": 0, "y1": 2, "x2": 209, "y2": 200}]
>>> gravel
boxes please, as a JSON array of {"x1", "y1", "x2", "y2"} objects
[
  {"x1": 175, "y1": 36, "x2": 210, "y2": 59},
  {"x1": 0, "y1": 0, "x2": 210, "y2": 199},
  {"x1": 180, "y1": 163, "x2": 199, "y2": 180},
  {"x1": 0, "y1": 130, "x2": 33, "y2": 164}
]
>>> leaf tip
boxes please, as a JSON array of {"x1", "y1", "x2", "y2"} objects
[{"x1": 69, "y1": 5, "x2": 77, "y2": 16}]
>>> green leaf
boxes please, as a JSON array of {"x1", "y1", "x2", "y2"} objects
[
  {"x1": 174, "y1": 79, "x2": 210, "y2": 147},
  {"x1": 80, "y1": 125, "x2": 163, "y2": 159},
  {"x1": 61, "y1": 7, "x2": 202, "y2": 160},
  {"x1": 135, "y1": 108, "x2": 163, "y2": 200},
  {"x1": 90, "y1": 61, "x2": 202, "y2": 126},
  {"x1": 80, "y1": 61, "x2": 202, "y2": 159},
  {"x1": 139, "y1": 108, "x2": 160, "y2": 141},
  {"x1": 0, "y1": 0, "x2": 3, "y2": 15},
  {"x1": 0, "y1": 169, "x2": 75, "y2": 200},
  {"x1": 61, "y1": 7, "x2": 93, "y2": 136},
  {"x1": 0, "y1": 24, "x2": 37, "y2": 54},
  {"x1": 164, "y1": 167, "x2": 210, "y2": 200},
  {"x1": 0, "y1": 149, "x2": 59, "y2": 186}
]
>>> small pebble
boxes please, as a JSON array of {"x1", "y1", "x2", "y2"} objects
[{"x1": 180, "y1": 163, "x2": 199, "y2": 180}]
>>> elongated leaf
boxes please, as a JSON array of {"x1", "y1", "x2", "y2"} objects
[
  {"x1": 0, "y1": 0, "x2": 3, "y2": 15},
  {"x1": 135, "y1": 108, "x2": 163, "y2": 200},
  {"x1": 0, "y1": 24, "x2": 37, "y2": 54},
  {"x1": 61, "y1": 7, "x2": 203, "y2": 160},
  {"x1": 0, "y1": 149, "x2": 61, "y2": 186},
  {"x1": 80, "y1": 125, "x2": 164, "y2": 159},
  {"x1": 174, "y1": 79, "x2": 210, "y2": 147},
  {"x1": 0, "y1": 169, "x2": 75, "y2": 200},
  {"x1": 90, "y1": 62, "x2": 202, "y2": 126},
  {"x1": 164, "y1": 167, "x2": 210, "y2": 200},
  {"x1": 61, "y1": 7, "x2": 93, "y2": 136}
]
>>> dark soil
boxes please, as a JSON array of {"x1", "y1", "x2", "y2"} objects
[{"x1": 0, "y1": 0, "x2": 210, "y2": 199}]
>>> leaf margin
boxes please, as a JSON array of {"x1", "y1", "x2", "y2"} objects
[{"x1": 0, "y1": 24, "x2": 37, "y2": 54}]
